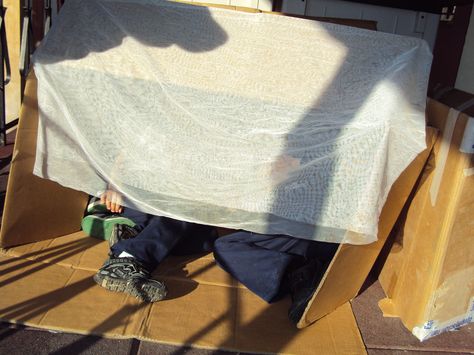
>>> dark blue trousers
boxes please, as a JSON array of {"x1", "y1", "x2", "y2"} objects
[
  {"x1": 111, "y1": 208, "x2": 337, "y2": 303},
  {"x1": 213, "y1": 231, "x2": 338, "y2": 303},
  {"x1": 111, "y1": 208, "x2": 218, "y2": 270}
]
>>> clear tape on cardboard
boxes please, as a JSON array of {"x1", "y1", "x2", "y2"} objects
[
  {"x1": 430, "y1": 108, "x2": 460, "y2": 206},
  {"x1": 464, "y1": 167, "x2": 474, "y2": 176},
  {"x1": 412, "y1": 298, "x2": 474, "y2": 341},
  {"x1": 431, "y1": 85, "x2": 453, "y2": 100},
  {"x1": 460, "y1": 117, "x2": 474, "y2": 154},
  {"x1": 457, "y1": 98, "x2": 474, "y2": 113}
]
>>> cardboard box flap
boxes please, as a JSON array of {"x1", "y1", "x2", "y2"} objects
[
  {"x1": 0, "y1": 72, "x2": 88, "y2": 248},
  {"x1": 378, "y1": 99, "x2": 474, "y2": 340},
  {"x1": 299, "y1": 127, "x2": 438, "y2": 328}
]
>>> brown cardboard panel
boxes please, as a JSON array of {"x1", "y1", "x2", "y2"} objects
[
  {"x1": 235, "y1": 290, "x2": 366, "y2": 354},
  {"x1": 425, "y1": 109, "x2": 474, "y2": 326},
  {"x1": 3, "y1": 232, "x2": 236, "y2": 288},
  {"x1": 300, "y1": 127, "x2": 438, "y2": 328},
  {"x1": 0, "y1": 254, "x2": 149, "y2": 337},
  {"x1": 0, "y1": 73, "x2": 89, "y2": 248},
  {"x1": 36, "y1": 269, "x2": 147, "y2": 336},
  {"x1": 378, "y1": 99, "x2": 474, "y2": 338},
  {"x1": 3, "y1": 232, "x2": 107, "y2": 272},
  {"x1": 353, "y1": 281, "x2": 474, "y2": 353},
  {"x1": 0, "y1": 254, "x2": 366, "y2": 354},
  {"x1": 432, "y1": 174, "x2": 474, "y2": 324},
  {"x1": 0, "y1": 255, "x2": 77, "y2": 326},
  {"x1": 139, "y1": 280, "x2": 238, "y2": 349}
]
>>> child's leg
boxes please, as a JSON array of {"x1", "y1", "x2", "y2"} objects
[
  {"x1": 213, "y1": 231, "x2": 337, "y2": 303},
  {"x1": 112, "y1": 209, "x2": 218, "y2": 270}
]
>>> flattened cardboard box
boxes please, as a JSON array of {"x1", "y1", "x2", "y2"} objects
[
  {"x1": 0, "y1": 8, "x2": 435, "y2": 354},
  {"x1": 379, "y1": 99, "x2": 474, "y2": 341}
]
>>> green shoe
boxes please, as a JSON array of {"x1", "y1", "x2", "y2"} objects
[
  {"x1": 81, "y1": 214, "x2": 136, "y2": 240},
  {"x1": 86, "y1": 197, "x2": 109, "y2": 214}
]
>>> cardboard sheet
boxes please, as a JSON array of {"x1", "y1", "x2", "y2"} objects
[
  {"x1": 0, "y1": 248, "x2": 366, "y2": 354},
  {"x1": 379, "y1": 99, "x2": 474, "y2": 340}
]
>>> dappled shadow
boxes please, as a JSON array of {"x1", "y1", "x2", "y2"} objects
[
  {"x1": 267, "y1": 20, "x2": 424, "y2": 244},
  {"x1": 0, "y1": 237, "x2": 94, "y2": 266},
  {"x1": 0, "y1": 238, "x2": 97, "y2": 289},
  {"x1": 154, "y1": 253, "x2": 223, "y2": 300},
  {"x1": 34, "y1": 0, "x2": 228, "y2": 65},
  {"x1": 367, "y1": 141, "x2": 437, "y2": 284},
  {"x1": 169, "y1": 271, "x2": 237, "y2": 355},
  {"x1": 0, "y1": 277, "x2": 94, "y2": 322}
]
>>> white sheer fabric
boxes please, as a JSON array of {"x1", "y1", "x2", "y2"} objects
[{"x1": 33, "y1": 0, "x2": 432, "y2": 244}]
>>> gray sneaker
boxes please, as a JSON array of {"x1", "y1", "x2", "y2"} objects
[
  {"x1": 108, "y1": 223, "x2": 140, "y2": 248},
  {"x1": 93, "y1": 257, "x2": 167, "y2": 302}
]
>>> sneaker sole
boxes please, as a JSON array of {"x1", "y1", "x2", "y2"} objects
[
  {"x1": 82, "y1": 215, "x2": 136, "y2": 240},
  {"x1": 93, "y1": 273, "x2": 167, "y2": 302}
]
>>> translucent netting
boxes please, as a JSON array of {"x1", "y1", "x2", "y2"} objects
[{"x1": 32, "y1": 0, "x2": 432, "y2": 244}]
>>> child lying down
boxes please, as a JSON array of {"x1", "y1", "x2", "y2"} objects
[{"x1": 85, "y1": 189, "x2": 338, "y2": 325}]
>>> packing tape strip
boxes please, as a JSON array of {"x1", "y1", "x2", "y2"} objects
[
  {"x1": 430, "y1": 108, "x2": 460, "y2": 206},
  {"x1": 431, "y1": 85, "x2": 453, "y2": 100},
  {"x1": 464, "y1": 167, "x2": 474, "y2": 176},
  {"x1": 412, "y1": 297, "x2": 474, "y2": 342},
  {"x1": 457, "y1": 98, "x2": 474, "y2": 113},
  {"x1": 460, "y1": 116, "x2": 474, "y2": 154}
]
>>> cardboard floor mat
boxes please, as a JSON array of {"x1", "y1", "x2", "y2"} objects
[
  {"x1": 1, "y1": 233, "x2": 237, "y2": 288},
  {"x1": 0, "y1": 253, "x2": 366, "y2": 354},
  {"x1": 1, "y1": 232, "x2": 105, "y2": 271}
]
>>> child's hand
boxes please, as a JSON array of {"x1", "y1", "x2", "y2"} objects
[{"x1": 100, "y1": 189, "x2": 123, "y2": 213}]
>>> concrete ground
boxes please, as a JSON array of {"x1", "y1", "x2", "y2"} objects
[{"x1": 0, "y1": 131, "x2": 472, "y2": 354}]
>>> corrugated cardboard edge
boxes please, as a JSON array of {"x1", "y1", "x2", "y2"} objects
[{"x1": 297, "y1": 127, "x2": 438, "y2": 328}]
